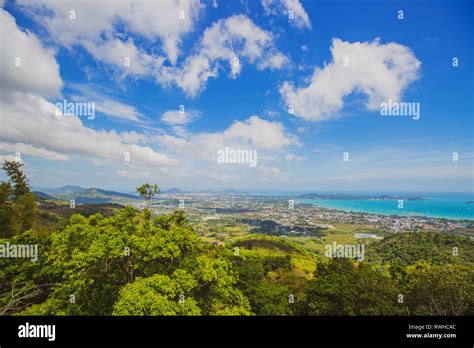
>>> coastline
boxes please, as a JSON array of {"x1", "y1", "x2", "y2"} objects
[{"x1": 296, "y1": 197, "x2": 474, "y2": 221}]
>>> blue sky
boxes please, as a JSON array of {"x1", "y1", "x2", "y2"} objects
[{"x1": 0, "y1": 0, "x2": 472, "y2": 192}]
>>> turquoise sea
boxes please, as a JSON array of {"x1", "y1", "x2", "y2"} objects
[{"x1": 249, "y1": 191, "x2": 474, "y2": 220}]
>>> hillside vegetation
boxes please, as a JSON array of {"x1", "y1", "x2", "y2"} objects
[{"x1": 1, "y1": 160, "x2": 473, "y2": 316}]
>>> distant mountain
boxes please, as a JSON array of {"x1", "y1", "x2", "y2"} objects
[
  {"x1": 73, "y1": 197, "x2": 112, "y2": 204},
  {"x1": 36, "y1": 185, "x2": 85, "y2": 195},
  {"x1": 61, "y1": 188, "x2": 141, "y2": 203},
  {"x1": 163, "y1": 188, "x2": 182, "y2": 194},
  {"x1": 33, "y1": 186, "x2": 141, "y2": 204},
  {"x1": 87, "y1": 188, "x2": 141, "y2": 200},
  {"x1": 33, "y1": 191, "x2": 61, "y2": 201}
]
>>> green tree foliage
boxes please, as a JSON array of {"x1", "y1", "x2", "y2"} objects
[
  {"x1": 113, "y1": 255, "x2": 252, "y2": 316},
  {"x1": 369, "y1": 231, "x2": 474, "y2": 265},
  {"x1": 404, "y1": 262, "x2": 474, "y2": 315},
  {"x1": 136, "y1": 183, "x2": 159, "y2": 207},
  {"x1": 0, "y1": 181, "x2": 14, "y2": 237},
  {"x1": 186, "y1": 255, "x2": 251, "y2": 315},
  {"x1": 21, "y1": 208, "x2": 194, "y2": 315},
  {"x1": 0, "y1": 230, "x2": 54, "y2": 315},
  {"x1": 233, "y1": 242, "x2": 308, "y2": 316},
  {"x1": 113, "y1": 271, "x2": 201, "y2": 315},
  {"x1": 16, "y1": 208, "x2": 250, "y2": 316},
  {"x1": 3, "y1": 160, "x2": 30, "y2": 197},
  {"x1": 305, "y1": 258, "x2": 404, "y2": 315},
  {"x1": 239, "y1": 277, "x2": 292, "y2": 315},
  {"x1": 0, "y1": 160, "x2": 36, "y2": 236},
  {"x1": 154, "y1": 210, "x2": 188, "y2": 230}
]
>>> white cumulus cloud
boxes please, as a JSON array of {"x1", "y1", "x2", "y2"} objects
[
  {"x1": 16, "y1": 0, "x2": 203, "y2": 65},
  {"x1": 262, "y1": 0, "x2": 312, "y2": 29},
  {"x1": 0, "y1": 141, "x2": 68, "y2": 161},
  {"x1": 158, "y1": 15, "x2": 289, "y2": 97},
  {"x1": 83, "y1": 38, "x2": 164, "y2": 77},
  {"x1": 0, "y1": 92, "x2": 179, "y2": 166},
  {"x1": 0, "y1": 9, "x2": 62, "y2": 98},
  {"x1": 0, "y1": 8, "x2": 177, "y2": 168},
  {"x1": 223, "y1": 115, "x2": 299, "y2": 150},
  {"x1": 156, "y1": 115, "x2": 299, "y2": 161},
  {"x1": 280, "y1": 38, "x2": 421, "y2": 121}
]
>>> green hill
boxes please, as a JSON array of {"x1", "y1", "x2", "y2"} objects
[
  {"x1": 368, "y1": 231, "x2": 474, "y2": 265},
  {"x1": 57, "y1": 188, "x2": 141, "y2": 204}
]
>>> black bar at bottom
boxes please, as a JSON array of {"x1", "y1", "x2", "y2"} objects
[{"x1": 0, "y1": 316, "x2": 472, "y2": 346}]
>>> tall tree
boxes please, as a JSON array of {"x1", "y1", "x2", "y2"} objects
[
  {"x1": 0, "y1": 181, "x2": 13, "y2": 237},
  {"x1": 0, "y1": 160, "x2": 36, "y2": 236},
  {"x1": 136, "y1": 183, "x2": 159, "y2": 208},
  {"x1": 2, "y1": 161, "x2": 30, "y2": 198}
]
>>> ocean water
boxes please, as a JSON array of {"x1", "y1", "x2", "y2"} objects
[
  {"x1": 246, "y1": 191, "x2": 474, "y2": 220},
  {"x1": 295, "y1": 193, "x2": 474, "y2": 220}
]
